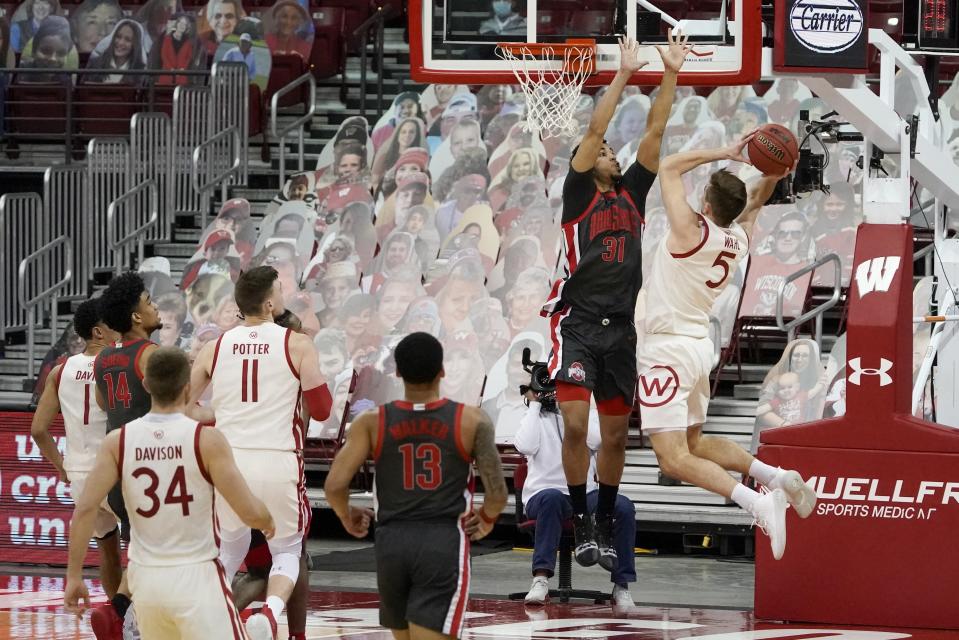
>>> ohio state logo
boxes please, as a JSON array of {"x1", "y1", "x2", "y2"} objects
[
  {"x1": 638, "y1": 365, "x2": 679, "y2": 407},
  {"x1": 567, "y1": 361, "x2": 586, "y2": 383}
]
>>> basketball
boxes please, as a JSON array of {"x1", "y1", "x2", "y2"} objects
[{"x1": 746, "y1": 124, "x2": 799, "y2": 176}]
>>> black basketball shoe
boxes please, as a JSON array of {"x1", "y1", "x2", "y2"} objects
[
  {"x1": 572, "y1": 513, "x2": 599, "y2": 567},
  {"x1": 595, "y1": 513, "x2": 617, "y2": 572}
]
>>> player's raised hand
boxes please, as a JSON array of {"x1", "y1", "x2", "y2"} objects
[
  {"x1": 341, "y1": 506, "x2": 373, "y2": 538},
  {"x1": 618, "y1": 37, "x2": 648, "y2": 74},
  {"x1": 64, "y1": 577, "x2": 90, "y2": 618},
  {"x1": 656, "y1": 29, "x2": 692, "y2": 73}
]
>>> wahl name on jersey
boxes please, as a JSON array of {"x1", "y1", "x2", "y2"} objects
[
  {"x1": 135, "y1": 444, "x2": 183, "y2": 461},
  {"x1": 389, "y1": 418, "x2": 450, "y2": 441},
  {"x1": 588, "y1": 204, "x2": 641, "y2": 241}
]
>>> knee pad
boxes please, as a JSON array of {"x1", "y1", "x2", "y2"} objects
[
  {"x1": 269, "y1": 552, "x2": 301, "y2": 584},
  {"x1": 218, "y1": 529, "x2": 252, "y2": 582}
]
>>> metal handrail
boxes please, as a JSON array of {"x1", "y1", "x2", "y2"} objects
[
  {"x1": 17, "y1": 236, "x2": 73, "y2": 381},
  {"x1": 107, "y1": 179, "x2": 159, "y2": 276},
  {"x1": 775, "y1": 252, "x2": 842, "y2": 346},
  {"x1": 191, "y1": 126, "x2": 241, "y2": 228},
  {"x1": 355, "y1": 3, "x2": 396, "y2": 118},
  {"x1": 270, "y1": 72, "x2": 317, "y2": 188}
]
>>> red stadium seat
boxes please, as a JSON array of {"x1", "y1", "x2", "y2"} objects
[
  {"x1": 265, "y1": 54, "x2": 310, "y2": 107},
  {"x1": 311, "y1": 8, "x2": 348, "y2": 80},
  {"x1": 318, "y1": 0, "x2": 372, "y2": 53},
  {"x1": 75, "y1": 84, "x2": 142, "y2": 137},
  {"x1": 6, "y1": 83, "x2": 69, "y2": 136}
]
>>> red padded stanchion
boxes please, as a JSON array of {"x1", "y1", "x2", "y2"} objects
[{"x1": 755, "y1": 223, "x2": 959, "y2": 629}]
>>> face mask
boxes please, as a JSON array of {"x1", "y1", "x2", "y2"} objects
[{"x1": 492, "y1": 1, "x2": 512, "y2": 18}]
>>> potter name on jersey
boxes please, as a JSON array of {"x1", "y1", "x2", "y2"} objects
[{"x1": 232, "y1": 343, "x2": 271, "y2": 355}]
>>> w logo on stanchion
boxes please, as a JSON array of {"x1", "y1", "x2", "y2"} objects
[
  {"x1": 638, "y1": 366, "x2": 679, "y2": 407},
  {"x1": 855, "y1": 256, "x2": 900, "y2": 297}
]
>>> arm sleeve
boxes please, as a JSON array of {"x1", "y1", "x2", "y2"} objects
[
  {"x1": 621, "y1": 160, "x2": 657, "y2": 215},
  {"x1": 585, "y1": 408, "x2": 602, "y2": 452},
  {"x1": 513, "y1": 403, "x2": 542, "y2": 456},
  {"x1": 561, "y1": 167, "x2": 599, "y2": 224}
]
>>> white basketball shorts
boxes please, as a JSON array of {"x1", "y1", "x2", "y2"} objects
[
  {"x1": 215, "y1": 448, "x2": 306, "y2": 544},
  {"x1": 128, "y1": 560, "x2": 247, "y2": 639},
  {"x1": 636, "y1": 334, "x2": 715, "y2": 432},
  {"x1": 69, "y1": 471, "x2": 120, "y2": 539}
]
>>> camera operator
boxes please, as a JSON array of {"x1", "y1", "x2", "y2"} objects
[{"x1": 513, "y1": 355, "x2": 637, "y2": 607}]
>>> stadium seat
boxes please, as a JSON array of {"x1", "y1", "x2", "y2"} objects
[
  {"x1": 75, "y1": 85, "x2": 142, "y2": 137},
  {"x1": 5, "y1": 83, "x2": 69, "y2": 137},
  {"x1": 265, "y1": 54, "x2": 310, "y2": 108},
  {"x1": 318, "y1": 0, "x2": 372, "y2": 53},
  {"x1": 312, "y1": 9, "x2": 348, "y2": 80}
]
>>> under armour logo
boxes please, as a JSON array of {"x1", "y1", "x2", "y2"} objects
[
  {"x1": 848, "y1": 357, "x2": 893, "y2": 386},
  {"x1": 855, "y1": 256, "x2": 900, "y2": 298}
]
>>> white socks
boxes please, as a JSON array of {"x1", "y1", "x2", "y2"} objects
[
  {"x1": 749, "y1": 460, "x2": 783, "y2": 489},
  {"x1": 731, "y1": 484, "x2": 761, "y2": 513},
  {"x1": 266, "y1": 595, "x2": 285, "y2": 620}
]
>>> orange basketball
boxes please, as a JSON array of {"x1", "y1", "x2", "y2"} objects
[{"x1": 746, "y1": 124, "x2": 799, "y2": 176}]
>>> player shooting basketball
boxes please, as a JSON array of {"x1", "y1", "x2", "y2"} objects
[
  {"x1": 543, "y1": 31, "x2": 692, "y2": 569},
  {"x1": 638, "y1": 132, "x2": 817, "y2": 559}
]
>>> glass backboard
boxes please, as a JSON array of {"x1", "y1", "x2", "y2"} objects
[{"x1": 408, "y1": 0, "x2": 761, "y2": 86}]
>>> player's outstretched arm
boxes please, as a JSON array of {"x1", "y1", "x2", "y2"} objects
[
  {"x1": 735, "y1": 172, "x2": 791, "y2": 241},
  {"x1": 636, "y1": 29, "x2": 691, "y2": 173},
  {"x1": 292, "y1": 332, "x2": 332, "y2": 421},
  {"x1": 324, "y1": 411, "x2": 375, "y2": 538},
  {"x1": 31, "y1": 364, "x2": 67, "y2": 482},
  {"x1": 463, "y1": 408, "x2": 508, "y2": 541},
  {"x1": 660, "y1": 137, "x2": 752, "y2": 249},
  {"x1": 200, "y1": 427, "x2": 274, "y2": 537},
  {"x1": 570, "y1": 37, "x2": 647, "y2": 174},
  {"x1": 65, "y1": 430, "x2": 121, "y2": 617}
]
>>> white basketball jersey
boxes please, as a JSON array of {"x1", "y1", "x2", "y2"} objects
[
  {"x1": 121, "y1": 413, "x2": 218, "y2": 566},
  {"x1": 57, "y1": 353, "x2": 109, "y2": 473},
  {"x1": 210, "y1": 322, "x2": 304, "y2": 451},
  {"x1": 645, "y1": 214, "x2": 749, "y2": 339}
]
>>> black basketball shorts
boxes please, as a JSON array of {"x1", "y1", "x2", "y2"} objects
[
  {"x1": 546, "y1": 308, "x2": 637, "y2": 404},
  {"x1": 376, "y1": 521, "x2": 470, "y2": 638}
]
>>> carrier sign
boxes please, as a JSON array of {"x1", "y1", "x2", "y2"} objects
[{"x1": 790, "y1": 0, "x2": 864, "y2": 53}]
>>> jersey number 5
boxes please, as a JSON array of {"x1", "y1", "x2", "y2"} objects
[
  {"x1": 399, "y1": 443, "x2": 443, "y2": 491},
  {"x1": 705, "y1": 251, "x2": 737, "y2": 289},
  {"x1": 132, "y1": 466, "x2": 195, "y2": 518}
]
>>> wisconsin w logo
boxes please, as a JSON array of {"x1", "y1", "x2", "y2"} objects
[{"x1": 855, "y1": 256, "x2": 900, "y2": 298}]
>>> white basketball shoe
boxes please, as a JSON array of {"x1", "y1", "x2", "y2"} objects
[
  {"x1": 752, "y1": 488, "x2": 788, "y2": 560},
  {"x1": 778, "y1": 469, "x2": 817, "y2": 519}
]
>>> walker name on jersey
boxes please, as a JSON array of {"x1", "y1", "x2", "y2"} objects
[
  {"x1": 232, "y1": 343, "x2": 271, "y2": 355},
  {"x1": 134, "y1": 445, "x2": 183, "y2": 461},
  {"x1": 390, "y1": 419, "x2": 449, "y2": 441},
  {"x1": 811, "y1": 475, "x2": 959, "y2": 521},
  {"x1": 588, "y1": 205, "x2": 640, "y2": 241}
]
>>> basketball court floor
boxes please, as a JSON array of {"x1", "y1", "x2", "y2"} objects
[{"x1": 1, "y1": 539, "x2": 955, "y2": 639}]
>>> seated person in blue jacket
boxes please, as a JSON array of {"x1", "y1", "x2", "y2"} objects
[{"x1": 513, "y1": 356, "x2": 636, "y2": 607}]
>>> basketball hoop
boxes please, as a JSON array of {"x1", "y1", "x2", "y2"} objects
[{"x1": 496, "y1": 39, "x2": 596, "y2": 139}]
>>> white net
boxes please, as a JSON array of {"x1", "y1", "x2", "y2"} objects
[{"x1": 496, "y1": 43, "x2": 594, "y2": 139}]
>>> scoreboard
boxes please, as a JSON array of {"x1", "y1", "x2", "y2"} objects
[{"x1": 904, "y1": 0, "x2": 959, "y2": 53}]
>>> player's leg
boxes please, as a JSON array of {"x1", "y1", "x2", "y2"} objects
[
  {"x1": 649, "y1": 430, "x2": 740, "y2": 496},
  {"x1": 686, "y1": 426, "x2": 753, "y2": 475},
  {"x1": 408, "y1": 622, "x2": 457, "y2": 640},
  {"x1": 171, "y1": 562, "x2": 248, "y2": 640},
  {"x1": 522, "y1": 489, "x2": 571, "y2": 604},
  {"x1": 95, "y1": 526, "x2": 122, "y2": 598},
  {"x1": 285, "y1": 553, "x2": 310, "y2": 640},
  {"x1": 126, "y1": 564, "x2": 182, "y2": 640},
  {"x1": 390, "y1": 630, "x2": 412, "y2": 640},
  {"x1": 406, "y1": 522, "x2": 469, "y2": 640},
  {"x1": 232, "y1": 529, "x2": 272, "y2": 610},
  {"x1": 376, "y1": 525, "x2": 412, "y2": 640}
]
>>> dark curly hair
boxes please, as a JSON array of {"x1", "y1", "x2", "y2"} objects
[
  {"x1": 432, "y1": 146, "x2": 492, "y2": 204},
  {"x1": 99, "y1": 272, "x2": 146, "y2": 334},
  {"x1": 72, "y1": 299, "x2": 102, "y2": 341}
]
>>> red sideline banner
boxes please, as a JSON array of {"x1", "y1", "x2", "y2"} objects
[{"x1": 0, "y1": 412, "x2": 101, "y2": 567}]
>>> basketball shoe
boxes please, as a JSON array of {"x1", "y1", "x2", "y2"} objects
[
  {"x1": 594, "y1": 514, "x2": 617, "y2": 572},
  {"x1": 524, "y1": 576, "x2": 549, "y2": 605},
  {"x1": 611, "y1": 584, "x2": 635, "y2": 609},
  {"x1": 778, "y1": 470, "x2": 817, "y2": 518},
  {"x1": 90, "y1": 603, "x2": 123, "y2": 640},
  {"x1": 246, "y1": 608, "x2": 278, "y2": 640},
  {"x1": 751, "y1": 488, "x2": 788, "y2": 560},
  {"x1": 572, "y1": 513, "x2": 599, "y2": 566}
]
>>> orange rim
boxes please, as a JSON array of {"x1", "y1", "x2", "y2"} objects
[{"x1": 496, "y1": 38, "x2": 597, "y2": 75}]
